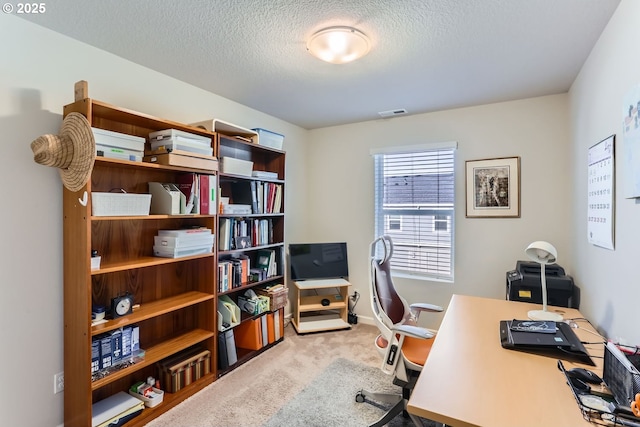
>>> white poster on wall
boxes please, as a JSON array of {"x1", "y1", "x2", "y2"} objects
[
  {"x1": 622, "y1": 85, "x2": 640, "y2": 198},
  {"x1": 587, "y1": 135, "x2": 615, "y2": 250}
]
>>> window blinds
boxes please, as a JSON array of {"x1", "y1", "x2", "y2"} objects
[{"x1": 373, "y1": 145, "x2": 455, "y2": 281}]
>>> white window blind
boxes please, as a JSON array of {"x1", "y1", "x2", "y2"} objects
[{"x1": 373, "y1": 145, "x2": 456, "y2": 281}]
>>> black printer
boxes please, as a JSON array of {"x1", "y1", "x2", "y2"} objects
[{"x1": 506, "y1": 261, "x2": 579, "y2": 309}]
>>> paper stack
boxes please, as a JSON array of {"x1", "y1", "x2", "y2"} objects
[
  {"x1": 92, "y1": 128, "x2": 145, "y2": 162},
  {"x1": 153, "y1": 227, "x2": 214, "y2": 258},
  {"x1": 149, "y1": 129, "x2": 213, "y2": 156}
]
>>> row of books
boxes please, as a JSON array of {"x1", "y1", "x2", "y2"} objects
[
  {"x1": 91, "y1": 325, "x2": 140, "y2": 378},
  {"x1": 217, "y1": 250, "x2": 278, "y2": 292},
  {"x1": 230, "y1": 180, "x2": 283, "y2": 214},
  {"x1": 218, "y1": 217, "x2": 274, "y2": 251},
  {"x1": 218, "y1": 308, "x2": 284, "y2": 371},
  {"x1": 153, "y1": 227, "x2": 214, "y2": 258},
  {"x1": 177, "y1": 173, "x2": 217, "y2": 215},
  {"x1": 218, "y1": 255, "x2": 250, "y2": 292}
]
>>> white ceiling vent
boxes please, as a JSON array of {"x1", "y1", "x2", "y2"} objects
[{"x1": 378, "y1": 109, "x2": 408, "y2": 118}]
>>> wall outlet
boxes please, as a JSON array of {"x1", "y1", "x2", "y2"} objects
[{"x1": 54, "y1": 371, "x2": 64, "y2": 394}]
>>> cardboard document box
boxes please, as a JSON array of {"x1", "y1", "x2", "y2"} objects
[
  {"x1": 144, "y1": 152, "x2": 219, "y2": 171},
  {"x1": 148, "y1": 182, "x2": 186, "y2": 215}
]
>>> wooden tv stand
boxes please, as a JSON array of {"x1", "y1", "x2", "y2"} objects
[{"x1": 291, "y1": 278, "x2": 351, "y2": 333}]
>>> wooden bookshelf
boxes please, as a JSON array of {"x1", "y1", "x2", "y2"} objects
[{"x1": 62, "y1": 98, "x2": 218, "y2": 426}]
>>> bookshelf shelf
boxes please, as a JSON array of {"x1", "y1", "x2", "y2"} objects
[
  {"x1": 91, "y1": 329, "x2": 214, "y2": 390},
  {"x1": 91, "y1": 253, "x2": 215, "y2": 275},
  {"x1": 91, "y1": 291, "x2": 214, "y2": 335}
]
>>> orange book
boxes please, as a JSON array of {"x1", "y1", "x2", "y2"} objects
[{"x1": 266, "y1": 312, "x2": 275, "y2": 344}]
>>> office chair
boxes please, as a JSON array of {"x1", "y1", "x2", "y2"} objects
[{"x1": 356, "y1": 235, "x2": 443, "y2": 427}]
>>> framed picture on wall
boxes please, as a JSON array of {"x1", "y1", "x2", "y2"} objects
[{"x1": 465, "y1": 156, "x2": 521, "y2": 218}]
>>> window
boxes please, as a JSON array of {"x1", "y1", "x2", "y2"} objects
[
  {"x1": 387, "y1": 216, "x2": 402, "y2": 231},
  {"x1": 372, "y1": 143, "x2": 456, "y2": 281}
]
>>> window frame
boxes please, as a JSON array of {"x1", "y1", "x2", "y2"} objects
[{"x1": 372, "y1": 142, "x2": 457, "y2": 282}]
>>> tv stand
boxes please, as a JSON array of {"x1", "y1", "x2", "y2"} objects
[{"x1": 291, "y1": 278, "x2": 351, "y2": 333}]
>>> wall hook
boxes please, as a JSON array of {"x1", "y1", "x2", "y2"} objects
[{"x1": 79, "y1": 191, "x2": 88, "y2": 206}]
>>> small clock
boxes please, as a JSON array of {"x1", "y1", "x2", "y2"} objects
[{"x1": 111, "y1": 293, "x2": 134, "y2": 318}]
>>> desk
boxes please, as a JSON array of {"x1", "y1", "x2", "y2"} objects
[{"x1": 407, "y1": 294, "x2": 604, "y2": 427}]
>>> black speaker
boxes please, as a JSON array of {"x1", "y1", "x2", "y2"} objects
[{"x1": 321, "y1": 298, "x2": 330, "y2": 306}]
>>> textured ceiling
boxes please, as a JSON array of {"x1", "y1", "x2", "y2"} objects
[{"x1": 19, "y1": 0, "x2": 620, "y2": 129}]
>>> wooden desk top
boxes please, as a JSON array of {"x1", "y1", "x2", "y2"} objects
[{"x1": 407, "y1": 294, "x2": 605, "y2": 427}]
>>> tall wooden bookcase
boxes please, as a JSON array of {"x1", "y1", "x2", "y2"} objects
[
  {"x1": 61, "y1": 97, "x2": 287, "y2": 426},
  {"x1": 216, "y1": 134, "x2": 286, "y2": 376},
  {"x1": 62, "y1": 98, "x2": 220, "y2": 426}
]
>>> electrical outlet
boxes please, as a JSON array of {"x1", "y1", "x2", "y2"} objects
[{"x1": 54, "y1": 372, "x2": 64, "y2": 394}]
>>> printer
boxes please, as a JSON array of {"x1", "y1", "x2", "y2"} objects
[{"x1": 506, "y1": 261, "x2": 578, "y2": 308}]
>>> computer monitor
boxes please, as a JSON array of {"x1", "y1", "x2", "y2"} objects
[{"x1": 289, "y1": 242, "x2": 349, "y2": 281}]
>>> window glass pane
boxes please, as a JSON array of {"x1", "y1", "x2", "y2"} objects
[{"x1": 374, "y1": 147, "x2": 455, "y2": 281}]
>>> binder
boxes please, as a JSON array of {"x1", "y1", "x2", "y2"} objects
[
  {"x1": 234, "y1": 318, "x2": 263, "y2": 350},
  {"x1": 225, "y1": 329, "x2": 238, "y2": 366},
  {"x1": 274, "y1": 308, "x2": 282, "y2": 340},
  {"x1": 261, "y1": 315, "x2": 268, "y2": 347},
  {"x1": 218, "y1": 332, "x2": 228, "y2": 370},
  {"x1": 266, "y1": 312, "x2": 275, "y2": 344}
]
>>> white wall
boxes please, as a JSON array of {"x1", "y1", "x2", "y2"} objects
[
  {"x1": 306, "y1": 94, "x2": 572, "y2": 327},
  {"x1": 569, "y1": 0, "x2": 640, "y2": 345},
  {"x1": 0, "y1": 15, "x2": 308, "y2": 427}
]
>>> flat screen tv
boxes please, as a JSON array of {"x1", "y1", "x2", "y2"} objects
[{"x1": 289, "y1": 242, "x2": 349, "y2": 281}]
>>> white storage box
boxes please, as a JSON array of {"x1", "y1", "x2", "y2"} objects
[
  {"x1": 129, "y1": 387, "x2": 164, "y2": 408},
  {"x1": 92, "y1": 128, "x2": 146, "y2": 152},
  {"x1": 221, "y1": 157, "x2": 253, "y2": 177},
  {"x1": 91, "y1": 192, "x2": 151, "y2": 216},
  {"x1": 252, "y1": 128, "x2": 284, "y2": 150}
]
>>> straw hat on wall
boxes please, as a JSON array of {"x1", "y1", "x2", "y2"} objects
[{"x1": 30, "y1": 112, "x2": 95, "y2": 192}]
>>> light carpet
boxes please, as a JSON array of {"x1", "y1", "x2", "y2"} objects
[
  {"x1": 262, "y1": 357, "x2": 435, "y2": 427},
  {"x1": 146, "y1": 322, "x2": 435, "y2": 427}
]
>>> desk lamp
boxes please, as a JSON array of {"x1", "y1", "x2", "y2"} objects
[{"x1": 526, "y1": 241, "x2": 563, "y2": 322}]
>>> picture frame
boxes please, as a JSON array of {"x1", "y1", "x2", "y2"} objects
[{"x1": 465, "y1": 156, "x2": 520, "y2": 218}]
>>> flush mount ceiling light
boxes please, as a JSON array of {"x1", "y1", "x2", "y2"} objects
[{"x1": 307, "y1": 26, "x2": 371, "y2": 64}]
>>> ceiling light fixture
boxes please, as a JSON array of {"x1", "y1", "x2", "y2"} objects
[{"x1": 307, "y1": 26, "x2": 370, "y2": 64}]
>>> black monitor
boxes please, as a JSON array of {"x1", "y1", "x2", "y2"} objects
[{"x1": 289, "y1": 242, "x2": 349, "y2": 281}]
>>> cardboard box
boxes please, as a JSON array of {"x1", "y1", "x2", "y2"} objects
[{"x1": 144, "y1": 151, "x2": 219, "y2": 171}]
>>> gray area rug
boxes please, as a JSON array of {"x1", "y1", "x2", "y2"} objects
[{"x1": 261, "y1": 357, "x2": 436, "y2": 427}]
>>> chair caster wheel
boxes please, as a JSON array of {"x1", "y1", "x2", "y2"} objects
[{"x1": 355, "y1": 392, "x2": 365, "y2": 403}]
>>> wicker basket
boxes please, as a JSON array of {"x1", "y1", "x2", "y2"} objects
[
  {"x1": 256, "y1": 285, "x2": 288, "y2": 311},
  {"x1": 91, "y1": 192, "x2": 151, "y2": 216}
]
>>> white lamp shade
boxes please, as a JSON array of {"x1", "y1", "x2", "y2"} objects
[
  {"x1": 307, "y1": 26, "x2": 370, "y2": 64},
  {"x1": 525, "y1": 241, "x2": 563, "y2": 322},
  {"x1": 525, "y1": 241, "x2": 557, "y2": 264}
]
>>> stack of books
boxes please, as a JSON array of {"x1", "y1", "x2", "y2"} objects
[
  {"x1": 92, "y1": 127, "x2": 145, "y2": 162},
  {"x1": 153, "y1": 227, "x2": 214, "y2": 258}
]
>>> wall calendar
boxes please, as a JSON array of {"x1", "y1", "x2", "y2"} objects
[{"x1": 587, "y1": 135, "x2": 615, "y2": 250}]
